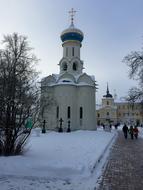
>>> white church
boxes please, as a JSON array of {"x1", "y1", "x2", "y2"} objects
[{"x1": 40, "y1": 9, "x2": 97, "y2": 131}]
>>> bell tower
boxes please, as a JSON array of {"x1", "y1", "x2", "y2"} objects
[{"x1": 59, "y1": 8, "x2": 84, "y2": 75}]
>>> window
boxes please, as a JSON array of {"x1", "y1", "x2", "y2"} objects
[
  {"x1": 66, "y1": 47, "x2": 68, "y2": 56},
  {"x1": 97, "y1": 113, "x2": 100, "y2": 118},
  {"x1": 80, "y1": 107, "x2": 83, "y2": 119},
  {"x1": 73, "y1": 62, "x2": 77, "y2": 71},
  {"x1": 107, "y1": 112, "x2": 109, "y2": 116},
  {"x1": 107, "y1": 101, "x2": 109, "y2": 105},
  {"x1": 72, "y1": 47, "x2": 74, "y2": 56},
  {"x1": 63, "y1": 63, "x2": 67, "y2": 71},
  {"x1": 67, "y1": 106, "x2": 70, "y2": 119},
  {"x1": 56, "y1": 106, "x2": 59, "y2": 119},
  {"x1": 62, "y1": 80, "x2": 70, "y2": 82}
]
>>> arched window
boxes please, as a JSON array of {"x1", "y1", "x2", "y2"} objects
[
  {"x1": 67, "y1": 106, "x2": 71, "y2": 119},
  {"x1": 80, "y1": 107, "x2": 83, "y2": 119},
  {"x1": 73, "y1": 62, "x2": 77, "y2": 71},
  {"x1": 107, "y1": 101, "x2": 109, "y2": 105},
  {"x1": 63, "y1": 62, "x2": 67, "y2": 71},
  {"x1": 56, "y1": 106, "x2": 59, "y2": 118}
]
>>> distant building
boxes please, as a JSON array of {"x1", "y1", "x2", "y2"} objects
[
  {"x1": 96, "y1": 85, "x2": 143, "y2": 126},
  {"x1": 96, "y1": 84, "x2": 117, "y2": 125},
  {"x1": 116, "y1": 101, "x2": 143, "y2": 125},
  {"x1": 40, "y1": 9, "x2": 97, "y2": 131}
]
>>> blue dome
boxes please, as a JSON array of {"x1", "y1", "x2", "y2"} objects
[{"x1": 60, "y1": 25, "x2": 84, "y2": 43}]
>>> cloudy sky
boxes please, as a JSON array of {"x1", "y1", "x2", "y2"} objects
[{"x1": 0, "y1": 0, "x2": 142, "y2": 103}]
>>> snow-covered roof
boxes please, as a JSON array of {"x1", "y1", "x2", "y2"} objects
[{"x1": 41, "y1": 72, "x2": 96, "y2": 87}]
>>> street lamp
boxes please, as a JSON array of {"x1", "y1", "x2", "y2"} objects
[
  {"x1": 58, "y1": 118, "x2": 63, "y2": 132},
  {"x1": 42, "y1": 120, "x2": 46, "y2": 133},
  {"x1": 67, "y1": 120, "x2": 71, "y2": 132}
]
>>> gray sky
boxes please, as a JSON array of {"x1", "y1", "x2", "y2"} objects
[{"x1": 0, "y1": 0, "x2": 142, "y2": 103}]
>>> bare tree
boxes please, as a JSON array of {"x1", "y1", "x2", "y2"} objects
[
  {"x1": 0, "y1": 33, "x2": 39, "y2": 156},
  {"x1": 123, "y1": 50, "x2": 143, "y2": 103}
]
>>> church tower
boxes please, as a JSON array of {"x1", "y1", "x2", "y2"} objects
[
  {"x1": 59, "y1": 9, "x2": 84, "y2": 75},
  {"x1": 102, "y1": 83, "x2": 114, "y2": 107},
  {"x1": 40, "y1": 9, "x2": 97, "y2": 131},
  {"x1": 96, "y1": 84, "x2": 117, "y2": 125}
]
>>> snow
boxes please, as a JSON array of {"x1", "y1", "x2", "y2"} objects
[
  {"x1": 0, "y1": 129, "x2": 117, "y2": 190},
  {"x1": 46, "y1": 73, "x2": 95, "y2": 87}
]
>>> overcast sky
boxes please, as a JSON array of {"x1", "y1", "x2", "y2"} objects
[{"x1": 0, "y1": 0, "x2": 142, "y2": 103}]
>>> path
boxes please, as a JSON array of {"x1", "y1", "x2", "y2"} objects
[{"x1": 98, "y1": 131, "x2": 143, "y2": 190}]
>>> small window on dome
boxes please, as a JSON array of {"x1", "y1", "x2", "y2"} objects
[
  {"x1": 73, "y1": 62, "x2": 77, "y2": 71},
  {"x1": 62, "y1": 80, "x2": 70, "y2": 82},
  {"x1": 63, "y1": 62, "x2": 67, "y2": 71}
]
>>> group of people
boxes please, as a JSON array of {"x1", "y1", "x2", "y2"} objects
[
  {"x1": 102, "y1": 123, "x2": 120, "y2": 130},
  {"x1": 122, "y1": 124, "x2": 139, "y2": 139}
]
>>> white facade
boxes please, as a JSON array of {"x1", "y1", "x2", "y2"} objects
[{"x1": 40, "y1": 21, "x2": 97, "y2": 131}]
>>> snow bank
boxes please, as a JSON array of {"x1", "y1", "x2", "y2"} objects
[{"x1": 0, "y1": 129, "x2": 116, "y2": 180}]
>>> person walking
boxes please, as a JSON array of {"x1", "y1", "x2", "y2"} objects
[
  {"x1": 129, "y1": 125, "x2": 134, "y2": 140},
  {"x1": 133, "y1": 126, "x2": 139, "y2": 139},
  {"x1": 122, "y1": 124, "x2": 129, "y2": 139}
]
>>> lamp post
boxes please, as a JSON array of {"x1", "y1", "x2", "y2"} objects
[
  {"x1": 59, "y1": 118, "x2": 63, "y2": 132},
  {"x1": 67, "y1": 120, "x2": 71, "y2": 132},
  {"x1": 42, "y1": 119, "x2": 46, "y2": 133}
]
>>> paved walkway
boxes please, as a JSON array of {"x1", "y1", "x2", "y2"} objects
[{"x1": 98, "y1": 131, "x2": 143, "y2": 190}]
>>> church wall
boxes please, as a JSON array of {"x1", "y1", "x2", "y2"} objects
[
  {"x1": 40, "y1": 86, "x2": 58, "y2": 131},
  {"x1": 47, "y1": 84, "x2": 97, "y2": 131},
  {"x1": 54, "y1": 84, "x2": 78, "y2": 131},
  {"x1": 44, "y1": 104, "x2": 57, "y2": 130},
  {"x1": 77, "y1": 86, "x2": 96, "y2": 130}
]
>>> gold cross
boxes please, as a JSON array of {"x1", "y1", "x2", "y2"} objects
[{"x1": 68, "y1": 8, "x2": 76, "y2": 25}]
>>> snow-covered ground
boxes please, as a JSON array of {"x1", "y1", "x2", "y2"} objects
[{"x1": 0, "y1": 128, "x2": 117, "y2": 190}]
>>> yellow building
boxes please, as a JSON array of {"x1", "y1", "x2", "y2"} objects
[
  {"x1": 116, "y1": 102, "x2": 143, "y2": 125},
  {"x1": 97, "y1": 85, "x2": 143, "y2": 126}
]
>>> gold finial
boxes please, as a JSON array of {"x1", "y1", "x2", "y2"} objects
[{"x1": 68, "y1": 8, "x2": 76, "y2": 25}]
